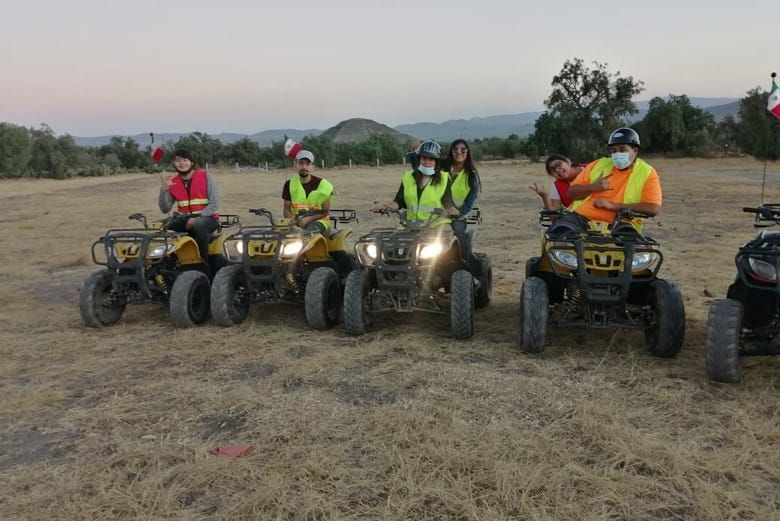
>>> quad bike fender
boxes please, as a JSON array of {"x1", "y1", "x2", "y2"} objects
[
  {"x1": 171, "y1": 236, "x2": 203, "y2": 265},
  {"x1": 326, "y1": 228, "x2": 353, "y2": 252},
  {"x1": 303, "y1": 234, "x2": 332, "y2": 263},
  {"x1": 208, "y1": 233, "x2": 230, "y2": 256}
]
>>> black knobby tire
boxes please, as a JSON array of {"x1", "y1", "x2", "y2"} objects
[
  {"x1": 332, "y1": 251, "x2": 360, "y2": 278},
  {"x1": 450, "y1": 269, "x2": 475, "y2": 339},
  {"x1": 78, "y1": 269, "x2": 126, "y2": 327},
  {"x1": 474, "y1": 253, "x2": 492, "y2": 309},
  {"x1": 705, "y1": 299, "x2": 743, "y2": 383},
  {"x1": 169, "y1": 270, "x2": 211, "y2": 328},
  {"x1": 519, "y1": 277, "x2": 548, "y2": 353},
  {"x1": 644, "y1": 279, "x2": 685, "y2": 357},
  {"x1": 210, "y1": 265, "x2": 250, "y2": 327},
  {"x1": 344, "y1": 270, "x2": 372, "y2": 335},
  {"x1": 305, "y1": 267, "x2": 341, "y2": 330},
  {"x1": 525, "y1": 257, "x2": 540, "y2": 279}
]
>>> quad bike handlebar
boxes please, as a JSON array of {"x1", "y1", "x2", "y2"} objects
[
  {"x1": 743, "y1": 203, "x2": 780, "y2": 227},
  {"x1": 248, "y1": 207, "x2": 356, "y2": 230}
]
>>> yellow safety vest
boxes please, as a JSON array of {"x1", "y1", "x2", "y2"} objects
[
  {"x1": 402, "y1": 170, "x2": 451, "y2": 224},
  {"x1": 570, "y1": 157, "x2": 654, "y2": 230},
  {"x1": 449, "y1": 170, "x2": 471, "y2": 209},
  {"x1": 289, "y1": 176, "x2": 333, "y2": 230}
]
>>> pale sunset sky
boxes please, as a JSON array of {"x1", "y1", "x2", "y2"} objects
[{"x1": 0, "y1": 0, "x2": 776, "y2": 135}]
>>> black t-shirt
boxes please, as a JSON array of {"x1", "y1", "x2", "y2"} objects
[{"x1": 282, "y1": 175, "x2": 323, "y2": 201}]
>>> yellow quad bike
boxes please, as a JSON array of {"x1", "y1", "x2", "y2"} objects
[
  {"x1": 210, "y1": 208, "x2": 358, "y2": 330},
  {"x1": 343, "y1": 208, "x2": 490, "y2": 340},
  {"x1": 78, "y1": 212, "x2": 240, "y2": 328},
  {"x1": 520, "y1": 208, "x2": 685, "y2": 356}
]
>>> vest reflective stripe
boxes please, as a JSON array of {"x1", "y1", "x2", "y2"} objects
[
  {"x1": 289, "y1": 176, "x2": 333, "y2": 229},
  {"x1": 402, "y1": 170, "x2": 450, "y2": 224},
  {"x1": 168, "y1": 170, "x2": 213, "y2": 216},
  {"x1": 449, "y1": 170, "x2": 470, "y2": 208}
]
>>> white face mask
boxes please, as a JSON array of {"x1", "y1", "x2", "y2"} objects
[
  {"x1": 611, "y1": 152, "x2": 632, "y2": 170},
  {"x1": 418, "y1": 165, "x2": 435, "y2": 176}
]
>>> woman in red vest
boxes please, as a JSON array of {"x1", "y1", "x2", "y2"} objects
[
  {"x1": 529, "y1": 154, "x2": 585, "y2": 210},
  {"x1": 159, "y1": 149, "x2": 220, "y2": 267}
]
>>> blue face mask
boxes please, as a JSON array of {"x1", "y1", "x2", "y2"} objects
[
  {"x1": 611, "y1": 152, "x2": 632, "y2": 170},
  {"x1": 418, "y1": 165, "x2": 435, "y2": 176}
]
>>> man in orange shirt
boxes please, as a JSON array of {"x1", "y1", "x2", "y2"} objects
[{"x1": 548, "y1": 127, "x2": 661, "y2": 235}]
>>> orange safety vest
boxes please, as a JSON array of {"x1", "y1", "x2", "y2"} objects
[{"x1": 168, "y1": 170, "x2": 216, "y2": 217}]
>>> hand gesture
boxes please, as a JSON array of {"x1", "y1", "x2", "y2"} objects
[
  {"x1": 591, "y1": 175, "x2": 612, "y2": 192},
  {"x1": 528, "y1": 181, "x2": 548, "y2": 199},
  {"x1": 593, "y1": 198, "x2": 618, "y2": 211},
  {"x1": 444, "y1": 206, "x2": 461, "y2": 217},
  {"x1": 160, "y1": 173, "x2": 174, "y2": 190}
]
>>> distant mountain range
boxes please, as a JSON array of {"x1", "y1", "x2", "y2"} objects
[{"x1": 71, "y1": 97, "x2": 740, "y2": 147}]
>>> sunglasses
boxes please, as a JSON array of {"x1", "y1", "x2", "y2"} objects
[{"x1": 452, "y1": 147, "x2": 468, "y2": 153}]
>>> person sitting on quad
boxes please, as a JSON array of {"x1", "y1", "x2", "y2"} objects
[
  {"x1": 547, "y1": 128, "x2": 661, "y2": 235},
  {"x1": 371, "y1": 139, "x2": 459, "y2": 222},
  {"x1": 440, "y1": 139, "x2": 482, "y2": 263},
  {"x1": 529, "y1": 154, "x2": 585, "y2": 210},
  {"x1": 159, "y1": 149, "x2": 220, "y2": 264},
  {"x1": 283, "y1": 149, "x2": 333, "y2": 233}
]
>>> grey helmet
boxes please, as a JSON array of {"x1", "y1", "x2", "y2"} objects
[
  {"x1": 607, "y1": 128, "x2": 641, "y2": 148},
  {"x1": 416, "y1": 140, "x2": 442, "y2": 159}
]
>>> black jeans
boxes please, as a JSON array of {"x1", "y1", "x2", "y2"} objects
[{"x1": 167, "y1": 216, "x2": 219, "y2": 263}]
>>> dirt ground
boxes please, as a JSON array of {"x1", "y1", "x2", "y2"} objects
[{"x1": 0, "y1": 157, "x2": 778, "y2": 520}]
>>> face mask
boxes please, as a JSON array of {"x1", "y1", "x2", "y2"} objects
[
  {"x1": 611, "y1": 152, "x2": 632, "y2": 170},
  {"x1": 418, "y1": 165, "x2": 435, "y2": 176}
]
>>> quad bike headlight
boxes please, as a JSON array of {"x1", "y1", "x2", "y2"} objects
[
  {"x1": 550, "y1": 249, "x2": 578, "y2": 269},
  {"x1": 418, "y1": 242, "x2": 443, "y2": 260},
  {"x1": 747, "y1": 257, "x2": 777, "y2": 283},
  {"x1": 281, "y1": 239, "x2": 304, "y2": 257},
  {"x1": 631, "y1": 252, "x2": 661, "y2": 272},
  {"x1": 356, "y1": 242, "x2": 378, "y2": 265},
  {"x1": 148, "y1": 242, "x2": 176, "y2": 259},
  {"x1": 223, "y1": 239, "x2": 244, "y2": 261}
]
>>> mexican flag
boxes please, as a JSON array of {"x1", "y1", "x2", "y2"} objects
[{"x1": 769, "y1": 75, "x2": 780, "y2": 120}]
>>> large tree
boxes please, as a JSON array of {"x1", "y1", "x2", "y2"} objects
[
  {"x1": 526, "y1": 58, "x2": 644, "y2": 161},
  {"x1": 637, "y1": 95, "x2": 716, "y2": 155},
  {"x1": 0, "y1": 123, "x2": 33, "y2": 177}
]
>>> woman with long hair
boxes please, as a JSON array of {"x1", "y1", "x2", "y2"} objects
[
  {"x1": 440, "y1": 139, "x2": 481, "y2": 263},
  {"x1": 529, "y1": 154, "x2": 585, "y2": 210}
]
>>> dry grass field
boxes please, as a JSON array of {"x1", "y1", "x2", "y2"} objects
[{"x1": 1, "y1": 157, "x2": 779, "y2": 520}]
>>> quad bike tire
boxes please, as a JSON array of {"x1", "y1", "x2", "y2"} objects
[
  {"x1": 169, "y1": 270, "x2": 211, "y2": 328},
  {"x1": 78, "y1": 269, "x2": 126, "y2": 327},
  {"x1": 644, "y1": 279, "x2": 685, "y2": 357},
  {"x1": 451, "y1": 269, "x2": 475, "y2": 339},
  {"x1": 211, "y1": 265, "x2": 250, "y2": 327},
  {"x1": 305, "y1": 267, "x2": 341, "y2": 330},
  {"x1": 519, "y1": 276, "x2": 548, "y2": 353},
  {"x1": 344, "y1": 270, "x2": 372, "y2": 335},
  {"x1": 332, "y1": 251, "x2": 360, "y2": 278},
  {"x1": 525, "y1": 257, "x2": 540, "y2": 279},
  {"x1": 705, "y1": 298, "x2": 743, "y2": 383},
  {"x1": 474, "y1": 253, "x2": 493, "y2": 309}
]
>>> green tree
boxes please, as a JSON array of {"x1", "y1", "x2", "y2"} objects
[
  {"x1": 732, "y1": 87, "x2": 780, "y2": 160},
  {"x1": 0, "y1": 123, "x2": 33, "y2": 177},
  {"x1": 225, "y1": 138, "x2": 262, "y2": 166},
  {"x1": 638, "y1": 95, "x2": 716, "y2": 155},
  {"x1": 98, "y1": 136, "x2": 146, "y2": 169},
  {"x1": 527, "y1": 58, "x2": 644, "y2": 160}
]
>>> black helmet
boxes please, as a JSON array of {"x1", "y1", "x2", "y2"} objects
[
  {"x1": 607, "y1": 128, "x2": 640, "y2": 148},
  {"x1": 416, "y1": 140, "x2": 442, "y2": 159}
]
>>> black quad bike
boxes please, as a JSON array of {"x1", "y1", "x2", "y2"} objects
[
  {"x1": 210, "y1": 208, "x2": 358, "y2": 330},
  {"x1": 78, "y1": 212, "x2": 240, "y2": 328},
  {"x1": 706, "y1": 204, "x2": 780, "y2": 382},
  {"x1": 521, "y1": 208, "x2": 685, "y2": 356},
  {"x1": 343, "y1": 208, "x2": 492, "y2": 339}
]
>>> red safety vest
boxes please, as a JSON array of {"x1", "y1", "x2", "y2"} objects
[
  {"x1": 554, "y1": 179, "x2": 573, "y2": 207},
  {"x1": 168, "y1": 170, "x2": 216, "y2": 217}
]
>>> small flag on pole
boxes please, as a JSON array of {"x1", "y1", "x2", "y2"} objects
[
  {"x1": 150, "y1": 132, "x2": 165, "y2": 163},
  {"x1": 768, "y1": 72, "x2": 780, "y2": 120}
]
